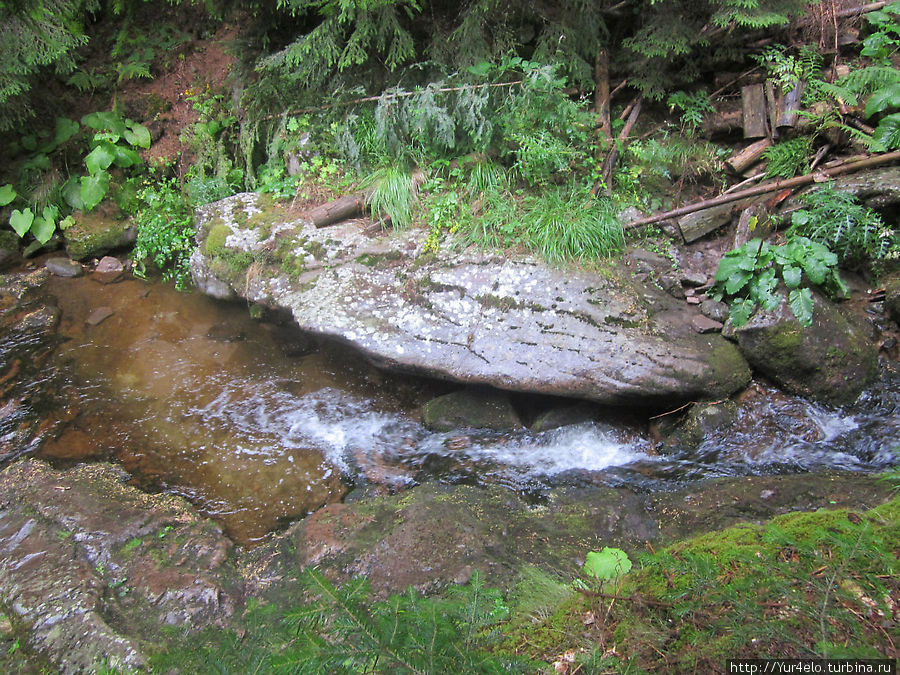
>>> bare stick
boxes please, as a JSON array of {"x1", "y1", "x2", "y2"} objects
[
  {"x1": 625, "y1": 150, "x2": 900, "y2": 230},
  {"x1": 597, "y1": 96, "x2": 643, "y2": 193}
]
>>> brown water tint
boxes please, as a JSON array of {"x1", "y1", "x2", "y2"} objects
[{"x1": 39, "y1": 274, "x2": 439, "y2": 545}]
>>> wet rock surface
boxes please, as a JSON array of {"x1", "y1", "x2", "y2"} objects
[
  {"x1": 63, "y1": 211, "x2": 137, "y2": 261},
  {"x1": 422, "y1": 388, "x2": 522, "y2": 431},
  {"x1": 242, "y1": 471, "x2": 894, "y2": 600},
  {"x1": 0, "y1": 460, "x2": 242, "y2": 674},
  {"x1": 0, "y1": 269, "x2": 63, "y2": 466},
  {"x1": 724, "y1": 290, "x2": 879, "y2": 404},
  {"x1": 191, "y1": 194, "x2": 751, "y2": 406},
  {"x1": 1, "y1": 456, "x2": 894, "y2": 671}
]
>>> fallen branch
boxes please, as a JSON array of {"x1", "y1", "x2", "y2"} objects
[
  {"x1": 597, "y1": 96, "x2": 643, "y2": 193},
  {"x1": 625, "y1": 150, "x2": 900, "y2": 230},
  {"x1": 594, "y1": 49, "x2": 613, "y2": 142}
]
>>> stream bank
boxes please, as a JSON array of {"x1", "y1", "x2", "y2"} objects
[{"x1": 0, "y1": 232, "x2": 896, "y2": 670}]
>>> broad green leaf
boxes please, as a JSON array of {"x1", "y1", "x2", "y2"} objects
[
  {"x1": 22, "y1": 154, "x2": 51, "y2": 171},
  {"x1": 798, "y1": 252, "x2": 829, "y2": 285},
  {"x1": 9, "y1": 208, "x2": 34, "y2": 237},
  {"x1": 729, "y1": 298, "x2": 756, "y2": 327},
  {"x1": 0, "y1": 184, "x2": 16, "y2": 206},
  {"x1": 80, "y1": 172, "x2": 110, "y2": 211},
  {"x1": 725, "y1": 270, "x2": 752, "y2": 295},
  {"x1": 113, "y1": 146, "x2": 142, "y2": 168},
  {"x1": 828, "y1": 270, "x2": 851, "y2": 299},
  {"x1": 31, "y1": 214, "x2": 56, "y2": 244},
  {"x1": 62, "y1": 179, "x2": 85, "y2": 210},
  {"x1": 82, "y1": 111, "x2": 126, "y2": 138},
  {"x1": 467, "y1": 61, "x2": 492, "y2": 78},
  {"x1": 583, "y1": 548, "x2": 632, "y2": 580},
  {"x1": 790, "y1": 210, "x2": 810, "y2": 228},
  {"x1": 85, "y1": 142, "x2": 117, "y2": 174},
  {"x1": 714, "y1": 253, "x2": 746, "y2": 283},
  {"x1": 750, "y1": 269, "x2": 780, "y2": 311},
  {"x1": 782, "y1": 264, "x2": 802, "y2": 289},
  {"x1": 124, "y1": 121, "x2": 151, "y2": 149},
  {"x1": 21, "y1": 135, "x2": 37, "y2": 151},
  {"x1": 54, "y1": 117, "x2": 80, "y2": 146},
  {"x1": 788, "y1": 287, "x2": 814, "y2": 326},
  {"x1": 872, "y1": 113, "x2": 900, "y2": 151},
  {"x1": 865, "y1": 83, "x2": 900, "y2": 117}
]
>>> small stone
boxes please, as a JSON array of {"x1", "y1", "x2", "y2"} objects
[
  {"x1": 46, "y1": 257, "x2": 84, "y2": 278},
  {"x1": 93, "y1": 256, "x2": 124, "y2": 284},
  {"x1": 206, "y1": 321, "x2": 246, "y2": 342},
  {"x1": 86, "y1": 307, "x2": 114, "y2": 326},
  {"x1": 686, "y1": 296, "x2": 701, "y2": 305},
  {"x1": 680, "y1": 270, "x2": 708, "y2": 287},
  {"x1": 660, "y1": 274, "x2": 686, "y2": 299},
  {"x1": 760, "y1": 489, "x2": 776, "y2": 500},
  {"x1": 700, "y1": 299, "x2": 729, "y2": 323},
  {"x1": 691, "y1": 315, "x2": 723, "y2": 334}
]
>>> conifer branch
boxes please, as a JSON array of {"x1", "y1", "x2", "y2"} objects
[{"x1": 258, "y1": 80, "x2": 526, "y2": 122}]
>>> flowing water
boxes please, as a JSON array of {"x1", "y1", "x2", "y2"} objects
[{"x1": 14, "y1": 272, "x2": 900, "y2": 545}]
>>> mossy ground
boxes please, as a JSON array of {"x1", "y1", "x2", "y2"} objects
[
  {"x1": 502, "y1": 491, "x2": 900, "y2": 673},
  {"x1": 148, "y1": 484, "x2": 898, "y2": 674}
]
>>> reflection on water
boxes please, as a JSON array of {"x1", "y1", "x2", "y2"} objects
[{"x1": 36, "y1": 274, "x2": 900, "y2": 545}]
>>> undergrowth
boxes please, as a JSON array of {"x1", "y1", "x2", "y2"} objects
[
  {"x1": 152, "y1": 569, "x2": 533, "y2": 674},
  {"x1": 505, "y1": 495, "x2": 900, "y2": 673}
]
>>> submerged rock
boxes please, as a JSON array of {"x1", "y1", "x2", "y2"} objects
[
  {"x1": 191, "y1": 194, "x2": 751, "y2": 406},
  {"x1": 423, "y1": 388, "x2": 522, "y2": 431},
  {"x1": 45, "y1": 257, "x2": 84, "y2": 278},
  {"x1": 724, "y1": 291, "x2": 878, "y2": 404}
]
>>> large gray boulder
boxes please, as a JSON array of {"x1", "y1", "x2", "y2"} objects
[
  {"x1": 724, "y1": 291, "x2": 878, "y2": 404},
  {"x1": 191, "y1": 193, "x2": 751, "y2": 406}
]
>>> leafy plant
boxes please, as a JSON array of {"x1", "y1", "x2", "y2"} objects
[
  {"x1": 366, "y1": 165, "x2": 417, "y2": 229},
  {"x1": 666, "y1": 90, "x2": 715, "y2": 135},
  {"x1": 789, "y1": 185, "x2": 896, "y2": 267},
  {"x1": 583, "y1": 547, "x2": 633, "y2": 580},
  {"x1": 3, "y1": 112, "x2": 149, "y2": 244},
  {"x1": 131, "y1": 175, "x2": 196, "y2": 290},
  {"x1": 154, "y1": 570, "x2": 531, "y2": 674},
  {"x1": 710, "y1": 237, "x2": 847, "y2": 327},
  {"x1": 762, "y1": 136, "x2": 813, "y2": 179}
]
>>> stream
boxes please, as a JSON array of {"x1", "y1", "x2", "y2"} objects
[{"x1": 6, "y1": 270, "x2": 900, "y2": 546}]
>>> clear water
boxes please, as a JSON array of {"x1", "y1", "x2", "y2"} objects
[{"x1": 33, "y1": 274, "x2": 900, "y2": 545}]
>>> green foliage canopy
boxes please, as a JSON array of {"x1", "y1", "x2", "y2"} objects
[{"x1": 0, "y1": 0, "x2": 97, "y2": 130}]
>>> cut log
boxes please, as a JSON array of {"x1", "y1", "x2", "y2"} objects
[
  {"x1": 308, "y1": 191, "x2": 371, "y2": 228},
  {"x1": 704, "y1": 109, "x2": 743, "y2": 137},
  {"x1": 777, "y1": 81, "x2": 806, "y2": 129},
  {"x1": 677, "y1": 203, "x2": 735, "y2": 243},
  {"x1": 726, "y1": 138, "x2": 773, "y2": 173},
  {"x1": 741, "y1": 83, "x2": 768, "y2": 139},
  {"x1": 765, "y1": 80, "x2": 779, "y2": 139}
]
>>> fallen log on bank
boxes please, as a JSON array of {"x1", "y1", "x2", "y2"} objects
[
  {"x1": 625, "y1": 150, "x2": 900, "y2": 231},
  {"x1": 308, "y1": 190, "x2": 372, "y2": 228}
]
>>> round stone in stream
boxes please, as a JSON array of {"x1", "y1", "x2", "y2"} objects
[{"x1": 46, "y1": 257, "x2": 84, "y2": 277}]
